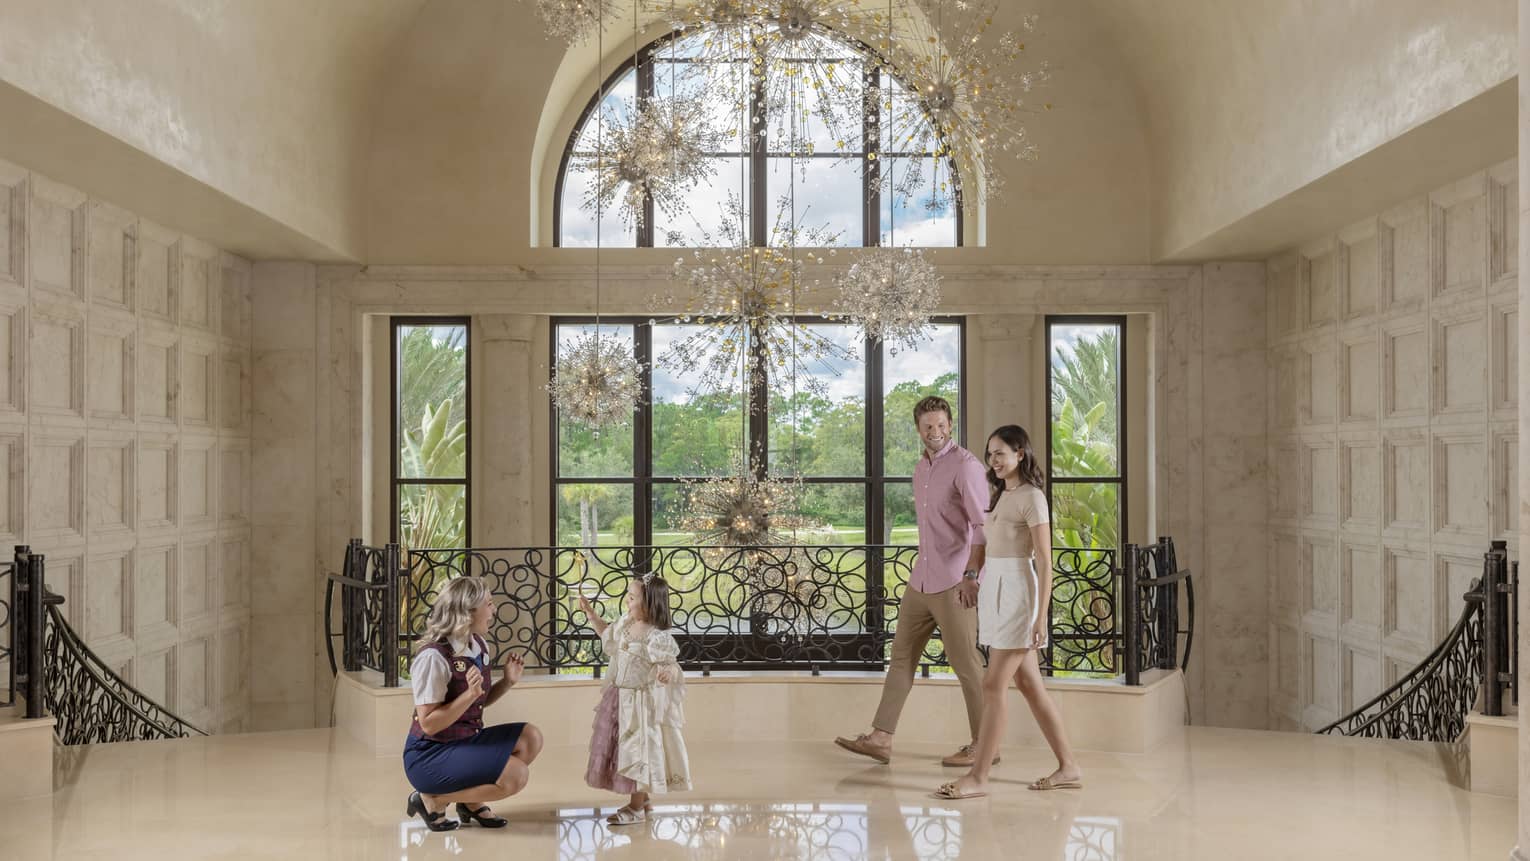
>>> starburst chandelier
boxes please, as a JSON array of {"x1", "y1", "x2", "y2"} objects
[
  {"x1": 653, "y1": 201, "x2": 851, "y2": 403},
  {"x1": 880, "y1": 0, "x2": 1051, "y2": 201},
  {"x1": 679, "y1": 453, "x2": 819, "y2": 554},
  {"x1": 574, "y1": 93, "x2": 723, "y2": 229},
  {"x1": 531, "y1": 0, "x2": 618, "y2": 43},
  {"x1": 653, "y1": 0, "x2": 884, "y2": 159},
  {"x1": 835, "y1": 246, "x2": 940, "y2": 352},
  {"x1": 547, "y1": 332, "x2": 644, "y2": 428}
]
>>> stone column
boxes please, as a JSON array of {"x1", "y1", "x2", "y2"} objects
[{"x1": 250, "y1": 261, "x2": 319, "y2": 730}]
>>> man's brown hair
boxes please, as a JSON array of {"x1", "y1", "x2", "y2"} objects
[{"x1": 913, "y1": 395, "x2": 953, "y2": 425}]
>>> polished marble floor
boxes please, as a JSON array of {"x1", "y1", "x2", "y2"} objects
[{"x1": 0, "y1": 725, "x2": 1515, "y2": 859}]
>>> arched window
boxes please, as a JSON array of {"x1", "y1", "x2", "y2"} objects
[{"x1": 555, "y1": 27, "x2": 961, "y2": 248}]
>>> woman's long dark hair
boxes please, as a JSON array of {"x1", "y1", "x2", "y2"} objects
[{"x1": 985, "y1": 425, "x2": 1045, "y2": 512}]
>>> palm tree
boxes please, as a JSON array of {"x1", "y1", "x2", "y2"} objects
[{"x1": 1049, "y1": 328, "x2": 1118, "y2": 450}]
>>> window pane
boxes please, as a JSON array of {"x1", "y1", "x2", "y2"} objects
[
  {"x1": 559, "y1": 70, "x2": 639, "y2": 248},
  {"x1": 1050, "y1": 482, "x2": 1120, "y2": 550},
  {"x1": 882, "y1": 482, "x2": 917, "y2": 545},
  {"x1": 556, "y1": 483, "x2": 635, "y2": 547},
  {"x1": 397, "y1": 324, "x2": 467, "y2": 481},
  {"x1": 766, "y1": 157, "x2": 860, "y2": 245},
  {"x1": 769, "y1": 324, "x2": 864, "y2": 477},
  {"x1": 652, "y1": 484, "x2": 689, "y2": 546},
  {"x1": 399, "y1": 484, "x2": 466, "y2": 550},
  {"x1": 883, "y1": 323, "x2": 961, "y2": 476},
  {"x1": 656, "y1": 159, "x2": 750, "y2": 248},
  {"x1": 559, "y1": 164, "x2": 638, "y2": 248},
  {"x1": 1049, "y1": 324, "x2": 1121, "y2": 477},
  {"x1": 555, "y1": 324, "x2": 635, "y2": 477},
  {"x1": 797, "y1": 483, "x2": 865, "y2": 544},
  {"x1": 652, "y1": 323, "x2": 747, "y2": 477},
  {"x1": 880, "y1": 157, "x2": 957, "y2": 247}
]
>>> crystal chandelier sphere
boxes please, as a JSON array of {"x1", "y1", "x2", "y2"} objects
[
  {"x1": 547, "y1": 332, "x2": 644, "y2": 428},
  {"x1": 532, "y1": 0, "x2": 617, "y2": 44},
  {"x1": 836, "y1": 247, "x2": 941, "y2": 352}
]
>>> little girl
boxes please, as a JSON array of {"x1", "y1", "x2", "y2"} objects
[{"x1": 578, "y1": 573, "x2": 691, "y2": 826}]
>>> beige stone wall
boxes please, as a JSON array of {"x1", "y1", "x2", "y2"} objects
[
  {"x1": 0, "y1": 157, "x2": 254, "y2": 734},
  {"x1": 1265, "y1": 160, "x2": 1518, "y2": 731},
  {"x1": 289, "y1": 262, "x2": 1268, "y2": 730}
]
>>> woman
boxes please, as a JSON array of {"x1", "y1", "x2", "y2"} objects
[
  {"x1": 403, "y1": 576, "x2": 544, "y2": 831},
  {"x1": 936, "y1": 425, "x2": 1083, "y2": 799}
]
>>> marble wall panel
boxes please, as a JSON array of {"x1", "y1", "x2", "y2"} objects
[
  {"x1": 1268, "y1": 165, "x2": 1517, "y2": 730},
  {"x1": 87, "y1": 310, "x2": 134, "y2": 422},
  {"x1": 88, "y1": 201, "x2": 133, "y2": 311},
  {"x1": 0, "y1": 160, "x2": 253, "y2": 734},
  {"x1": 29, "y1": 177, "x2": 83, "y2": 300}
]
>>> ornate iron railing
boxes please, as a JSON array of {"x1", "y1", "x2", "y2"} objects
[
  {"x1": 4, "y1": 546, "x2": 205, "y2": 742},
  {"x1": 1121, "y1": 536, "x2": 1196, "y2": 686},
  {"x1": 0, "y1": 551, "x2": 12, "y2": 708},
  {"x1": 327, "y1": 541, "x2": 1125, "y2": 682},
  {"x1": 43, "y1": 601, "x2": 206, "y2": 743},
  {"x1": 1317, "y1": 540, "x2": 1517, "y2": 741}
]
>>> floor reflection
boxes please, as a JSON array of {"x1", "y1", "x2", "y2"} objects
[{"x1": 442, "y1": 800, "x2": 1123, "y2": 861}]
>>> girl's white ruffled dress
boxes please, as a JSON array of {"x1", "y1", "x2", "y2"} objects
[{"x1": 584, "y1": 615, "x2": 692, "y2": 793}]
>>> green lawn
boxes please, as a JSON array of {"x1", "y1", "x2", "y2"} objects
[{"x1": 558, "y1": 526, "x2": 921, "y2": 547}]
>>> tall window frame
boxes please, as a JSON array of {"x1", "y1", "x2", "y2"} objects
[
  {"x1": 392, "y1": 317, "x2": 472, "y2": 549},
  {"x1": 553, "y1": 28, "x2": 964, "y2": 249},
  {"x1": 1044, "y1": 315, "x2": 1127, "y2": 554},
  {"x1": 549, "y1": 316, "x2": 966, "y2": 548}
]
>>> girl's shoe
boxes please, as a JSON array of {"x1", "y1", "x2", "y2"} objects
[
  {"x1": 606, "y1": 803, "x2": 650, "y2": 826},
  {"x1": 407, "y1": 791, "x2": 460, "y2": 831},
  {"x1": 456, "y1": 803, "x2": 509, "y2": 828}
]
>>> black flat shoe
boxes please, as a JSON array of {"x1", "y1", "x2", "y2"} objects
[
  {"x1": 456, "y1": 802, "x2": 509, "y2": 828},
  {"x1": 407, "y1": 791, "x2": 459, "y2": 831}
]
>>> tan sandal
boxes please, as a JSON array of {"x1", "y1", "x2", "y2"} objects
[
  {"x1": 1028, "y1": 775, "x2": 1083, "y2": 791},
  {"x1": 933, "y1": 780, "x2": 987, "y2": 800},
  {"x1": 606, "y1": 804, "x2": 650, "y2": 826}
]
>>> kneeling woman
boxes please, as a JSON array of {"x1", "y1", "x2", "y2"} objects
[{"x1": 403, "y1": 577, "x2": 544, "y2": 831}]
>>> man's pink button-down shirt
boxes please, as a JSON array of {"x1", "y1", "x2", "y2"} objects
[{"x1": 909, "y1": 439, "x2": 988, "y2": 593}]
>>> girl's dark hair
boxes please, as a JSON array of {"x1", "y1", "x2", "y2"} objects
[
  {"x1": 985, "y1": 425, "x2": 1046, "y2": 512},
  {"x1": 636, "y1": 575, "x2": 673, "y2": 629}
]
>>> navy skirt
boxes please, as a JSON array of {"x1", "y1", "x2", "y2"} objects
[{"x1": 403, "y1": 722, "x2": 527, "y2": 795}]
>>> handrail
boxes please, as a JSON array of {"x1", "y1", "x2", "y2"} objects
[
  {"x1": 1315, "y1": 590, "x2": 1481, "y2": 740},
  {"x1": 43, "y1": 602, "x2": 207, "y2": 743},
  {"x1": 5, "y1": 546, "x2": 205, "y2": 742},
  {"x1": 1316, "y1": 540, "x2": 1516, "y2": 741}
]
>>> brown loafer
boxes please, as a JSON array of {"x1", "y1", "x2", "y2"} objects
[
  {"x1": 834, "y1": 733, "x2": 892, "y2": 764},
  {"x1": 941, "y1": 744, "x2": 1000, "y2": 768}
]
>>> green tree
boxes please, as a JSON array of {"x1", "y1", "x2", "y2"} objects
[
  {"x1": 1049, "y1": 328, "x2": 1118, "y2": 455},
  {"x1": 399, "y1": 398, "x2": 467, "y2": 549},
  {"x1": 398, "y1": 326, "x2": 467, "y2": 436}
]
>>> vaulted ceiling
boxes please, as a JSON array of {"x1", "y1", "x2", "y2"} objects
[{"x1": 0, "y1": 0, "x2": 1514, "y2": 264}]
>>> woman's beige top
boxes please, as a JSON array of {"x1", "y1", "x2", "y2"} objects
[{"x1": 981, "y1": 483, "x2": 1050, "y2": 559}]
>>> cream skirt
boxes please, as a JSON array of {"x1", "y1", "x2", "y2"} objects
[{"x1": 978, "y1": 556, "x2": 1047, "y2": 650}]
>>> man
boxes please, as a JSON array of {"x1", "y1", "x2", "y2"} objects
[{"x1": 834, "y1": 395, "x2": 993, "y2": 768}]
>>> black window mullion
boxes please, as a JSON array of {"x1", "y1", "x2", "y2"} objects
[
  {"x1": 637, "y1": 45, "x2": 657, "y2": 247},
  {"x1": 865, "y1": 65, "x2": 882, "y2": 247},
  {"x1": 634, "y1": 323, "x2": 654, "y2": 545}
]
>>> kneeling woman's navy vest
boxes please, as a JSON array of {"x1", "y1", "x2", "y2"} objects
[{"x1": 409, "y1": 635, "x2": 489, "y2": 742}]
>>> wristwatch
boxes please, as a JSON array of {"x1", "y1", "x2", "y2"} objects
[{"x1": 961, "y1": 570, "x2": 978, "y2": 581}]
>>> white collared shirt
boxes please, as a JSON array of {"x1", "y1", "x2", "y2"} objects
[{"x1": 409, "y1": 636, "x2": 485, "y2": 706}]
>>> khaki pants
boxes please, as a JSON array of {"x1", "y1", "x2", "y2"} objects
[{"x1": 871, "y1": 585, "x2": 985, "y2": 740}]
